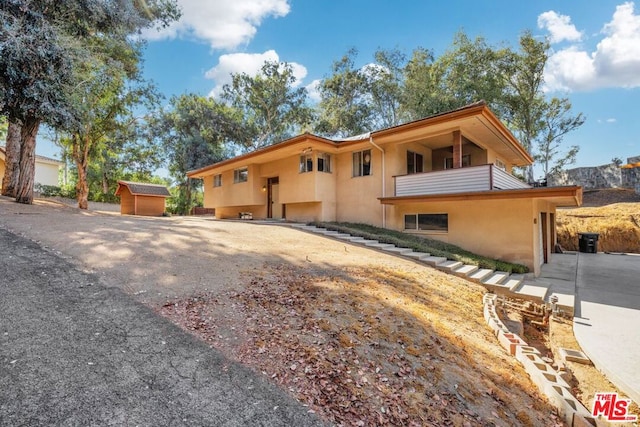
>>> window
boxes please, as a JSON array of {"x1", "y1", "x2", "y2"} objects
[
  {"x1": 404, "y1": 214, "x2": 448, "y2": 232},
  {"x1": 494, "y1": 158, "x2": 506, "y2": 171},
  {"x1": 445, "y1": 154, "x2": 471, "y2": 169},
  {"x1": 299, "y1": 154, "x2": 313, "y2": 173},
  {"x1": 213, "y1": 174, "x2": 222, "y2": 187},
  {"x1": 407, "y1": 151, "x2": 424, "y2": 174},
  {"x1": 317, "y1": 152, "x2": 331, "y2": 173},
  {"x1": 353, "y1": 149, "x2": 372, "y2": 177},
  {"x1": 233, "y1": 167, "x2": 248, "y2": 183}
]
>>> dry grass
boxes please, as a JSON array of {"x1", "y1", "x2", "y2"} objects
[
  {"x1": 556, "y1": 202, "x2": 640, "y2": 253},
  {"x1": 160, "y1": 263, "x2": 563, "y2": 426}
]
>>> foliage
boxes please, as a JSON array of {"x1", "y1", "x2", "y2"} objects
[
  {"x1": 535, "y1": 98, "x2": 585, "y2": 179},
  {"x1": 311, "y1": 222, "x2": 529, "y2": 274},
  {"x1": 315, "y1": 49, "x2": 374, "y2": 138},
  {"x1": 151, "y1": 93, "x2": 240, "y2": 214},
  {"x1": 367, "y1": 48, "x2": 408, "y2": 128},
  {"x1": 0, "y1": 0, "x2": 179, "y2": 204},
  {"x1": 221, "y1": 60, "x2": 314, "y2": 151}
]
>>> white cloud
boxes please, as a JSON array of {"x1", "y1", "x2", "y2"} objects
[
  {"x1": 544, "y1": 2, "x2": 640, "y2": 92},
  {"x1": 305, "y1": 79, "x2": 322, "y2": 103},
  {"x1": 205, "y1": 50, "x2": 308, "y2": 97},
  {"x1": 142, "y1": 0, "x2": 290, "y2": 49},
  {"x1": 607, "y1": 118, "x2": 617, "y2": 123},
  {"x1": 537, "y1": 11, "x2": 583, "y2": 43}
]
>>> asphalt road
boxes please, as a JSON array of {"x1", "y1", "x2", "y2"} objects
[{"x1": 0, "y1": 228, "x2": 325, "y2": 427}]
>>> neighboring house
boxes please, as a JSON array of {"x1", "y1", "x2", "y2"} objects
[
  {"x1": 187, "y1": 102, "x2": 582, "y2": 276},
  {"x1": 0, "y1": 147, "x2": 63, "y2": 188},
  {"x1": 115, "y1": 181, "x2": 171, "y2": 216}
]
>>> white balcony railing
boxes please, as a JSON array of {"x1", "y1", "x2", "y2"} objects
[{"x1": 394, "y1": 164, "x2": 530, "y2": 197}]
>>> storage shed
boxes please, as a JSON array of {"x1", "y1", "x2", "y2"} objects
[{"x1": 115, "y1": 181, "x2": 171, "y2": 216}]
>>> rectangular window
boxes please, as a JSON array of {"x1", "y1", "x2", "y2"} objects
[
  {"x1": 233, "y1": 167, "x2": 248, "y2": 183},
  {"x1": 445, "y1": 154, "x2": 471, "y2": 169},
  {"x1": 494, "y1": 158, "x2": 506, "y2": 171},
  {"x1": 404, "y1": 214, "x2": 448, "y2": 232},
  {"x1": 407, "y1": 151, "x2": 424, "y2": 174},
  {"x1": 299, "y1": 154, "x2": 313, "y2": 173},
  {"x1": 353, "y1": 149, "x2": 372, "y2": 177},
  {"x1": 213, "y1": 174, "x2": 222, "y2": 187},
  {"x1": 317, "y1": 152, "x2": 331, "y2": 173}
]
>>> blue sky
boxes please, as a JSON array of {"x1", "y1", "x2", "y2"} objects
[{"x1": 40, "y1": 1, "x2": 640, "y2": 175}]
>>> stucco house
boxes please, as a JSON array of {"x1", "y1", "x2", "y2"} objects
[
  {"x1": 0, "y1": 147, "x2": 63, "y2": 188},
  {"x1": 187, "y1": 102, "x2": 582, "y2": 276}
]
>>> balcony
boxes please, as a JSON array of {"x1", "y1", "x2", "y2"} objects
[{"x1": 394, "y1": 164, "x2": 530, "y2": 197}]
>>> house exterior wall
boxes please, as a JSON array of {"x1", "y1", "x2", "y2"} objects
[
  {"x1": 34, "y1": 162, "x2": 60, "y2": 187},
  {"x1": 388, "y1": 198, "x2": 544, "y2": 274},
  {"x1": 134, "y1": 195, "x2": 166, "y2": 216},
  {"x1": 0, "y1": 158, "x2": 5, "y2": 181}
]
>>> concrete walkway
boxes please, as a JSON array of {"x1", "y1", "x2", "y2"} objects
[
  {"x1": 573, "y1": 252, "x2": 640, "y2": 405},
  {"x1": 0, "y1": 228, "x2": 325, "y2": 426}
]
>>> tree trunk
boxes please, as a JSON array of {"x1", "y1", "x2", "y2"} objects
[
  {"x1": 1, "y1": 121, "x2": 21, "y2": 197},
  {"x1": 15, "y1": 118, "x2": 40, "y2": 204},
  {"x1": 76, "y1": 163, "x2": 89, "y2": 209},
  {"x1": 102, "y1": 172, "x2": 109, "y2": 194}
]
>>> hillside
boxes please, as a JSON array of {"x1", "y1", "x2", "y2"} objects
[{"x1": 556, "y1": 189, "x2": 640, "y2": 253}]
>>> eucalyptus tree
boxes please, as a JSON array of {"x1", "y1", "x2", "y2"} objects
[
  {"x1": 151, "y1": 93, "x2": 242, "y2": 214},
  {"x1": 315, "y1": 49, "x2": 374, "y2": 138},
  {"x1": 0, "y1": 0, "x2": 179, "y2": 204},
  {"x1": 535, "y1": 97, "x2": 585, "y2": 180},
  {"x1": 221, "y1": 60, "x2": 315, "y2": 152}
]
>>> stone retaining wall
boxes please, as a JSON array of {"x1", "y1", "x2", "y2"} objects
[{"x1": 549, "y1": 155, "x2": 640, "y2": 192}]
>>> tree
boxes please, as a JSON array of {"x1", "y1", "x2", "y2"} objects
[
  {"x1": 401, "y1": 47, "x2": 448, "y2": 119},
  {"x1": 497, "y1": 31, "x2": 549, "y2": 182},
  {"x1": 0, "y1": 0, "x2": 179, "y2": 204},
  {"x1": 535, "y1": 98, "x2": 585, "y2": 180},
  {"x1": 367, "y1": 48, "x2": 407, "y2": 128},
  {"x1": 151, "y1": 94, "x2": 241, "y2": 214},
  {"x1": 222, "y1": 60, "x2": 314, "y2": 152},
  {"x1": 315, "y1": 49, "x2": 373, "y2": 138},
  {"x1": 1, "y1": 120, "x2": 20, "y2": 197}
]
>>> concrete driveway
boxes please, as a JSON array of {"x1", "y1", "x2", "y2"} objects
[
  {"x1": 0, "y1": 228, "x2": 325, "y2": 427},
  {"x1": 573, "y1": 252, "x2": 640, "y2": 405}
]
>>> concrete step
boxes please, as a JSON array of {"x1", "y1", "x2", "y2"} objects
[
  {"x1": 421, "y1": 256, "x2": 448, "y2": 266},
  {"x1": 365, "y1": 242, "x2": 395, "y2": 249},
  {"x1": 503, "y1": 274, "x2": 525, "y2": 291},
  {"x1": 332, "y1": 234, "x2": 353, "y2": 240},
  {"x1": 319, "y1": 230, "x2": 342, "y2": 236},
  {"x1": 453, "y1": 264, "x2": 479, "y2": 277},
  {"x1": 405, "y1": 251, "x2": 431, "y2": 259},
  {"x1": 363, "y1": 240, "x2": 381, "y2": 247},
  {"x1": 514, "y1": 280, "x2": 550, "y2": 302},
  {"x1": 547, "y1": 292, "x2": 575, "y2": 316},
  {"x1": 469, "y1": 268, "x2": 494, "y2": 282},
  {"x1": 482, "y1": 271, "x2": 510, "y2": 286},
  {"x1": 436, "y1": 260, "x2": 464, "y2": 272},
  {"x1": 381, "y1": 246, "x2": 414, "y2": 255},
  {"x1": 346, "y1": 236, "x2": 369, "y2": 243}
]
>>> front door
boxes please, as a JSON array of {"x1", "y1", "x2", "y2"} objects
[
  {"x1": 267, "y1": 177, "x2": 283, "y2": 219},
  {"x1": 541, "y1": 212, "x2": 548, "y2": 263}
]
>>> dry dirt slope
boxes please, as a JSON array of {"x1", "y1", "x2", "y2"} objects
[
  {"x1": 556, "y1": 189, "x2": 640, "y2": 253},
  {"x1": 0, "y1": 197, "x2": 563, "y2": 426}
]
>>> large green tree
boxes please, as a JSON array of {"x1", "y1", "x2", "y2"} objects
[
  {"x1": 0, "y1": 0, "x2": 179, "y2": 204},
  {"x1": 222, "y1": 61, "x2": 314, "y2": 152},
  {"x1": 315, "y1": 49, "x2": 373, "y2": 138},
  {"x1": 151, "y1": 94, "x2": 242, "y2": 214}
]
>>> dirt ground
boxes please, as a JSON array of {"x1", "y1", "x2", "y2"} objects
[{"x1": 1, "y1": 196, "x2": 571, "y2": 426}]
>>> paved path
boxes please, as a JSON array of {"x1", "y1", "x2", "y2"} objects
[
  {"x1": 0, "y1": 229, "x2": 325, "y2": 427},
  {"x1": 573, "y1": 252, "x2": 640, "y2": 405}
]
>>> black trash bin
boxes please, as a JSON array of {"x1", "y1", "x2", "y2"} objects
[{"x1": 578, "y1": 232, "x2": 599, "y2": 253}]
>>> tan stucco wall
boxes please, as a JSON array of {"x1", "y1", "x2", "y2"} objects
[
  {"x1": 34, "y1": 162, "x2": 60, "y2": 187},
  {"x1": 285, "y1": 202, "x2": 322, "y2": 223},
  {"x1": 0, "y1": 158, "x2": 5, "y2": 183},
  {"x1": 389, "y1": 198, "x2": 543, "y2": 274}
]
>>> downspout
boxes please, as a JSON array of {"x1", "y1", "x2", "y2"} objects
[{"x1": 369, "y1": 136, "x2": 386, "y2": 228}]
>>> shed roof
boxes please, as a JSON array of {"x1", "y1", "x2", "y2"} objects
[{"x1": 115, "y1": 181, "x2": 171, "y2": 197}]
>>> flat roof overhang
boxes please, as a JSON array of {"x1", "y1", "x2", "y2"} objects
[{"x1": 379, "y1": 186, "x2": 583, "y2": 207}]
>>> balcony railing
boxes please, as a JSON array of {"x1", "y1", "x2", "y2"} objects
[{"x1": 394, "y1": 164, "x2": 530, "y2": 197}]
